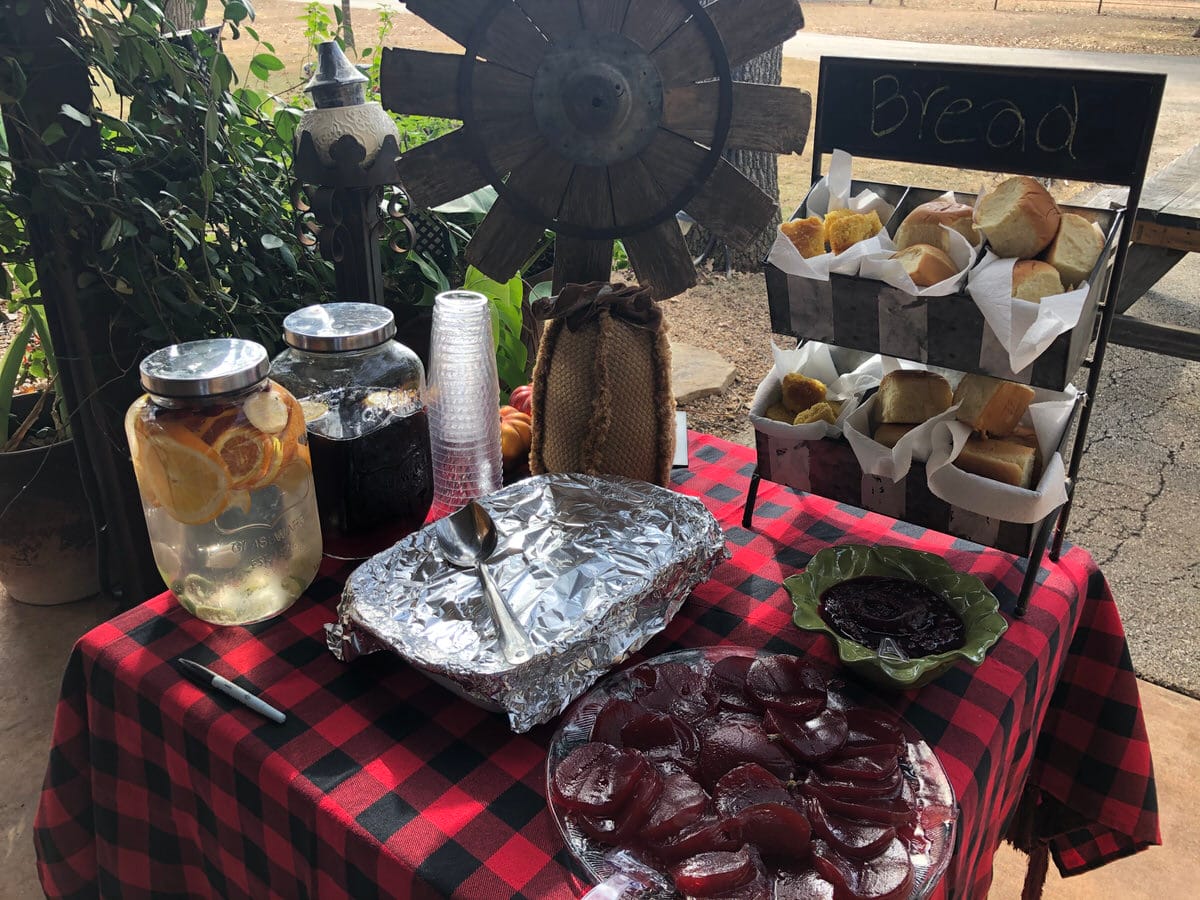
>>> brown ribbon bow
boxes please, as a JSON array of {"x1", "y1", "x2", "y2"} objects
[{"x1": 531, "y1": 282, "x2": 662, "y2": 332}]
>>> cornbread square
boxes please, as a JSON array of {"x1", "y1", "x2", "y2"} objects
[
  {"x1": 764, "y1": 403, "x2": 794, "y2": 424},
  {"x1": 826, "y1": 210, "x2": 883, "y2": 254},
  {"x1": 781, "y1": 373, "x2": 827, "y2": 414},
  {"x1": 781, "y1": 216, "x2": 826, "y2": 258},
  {"x1": 793, "y1": 402, "x2": 838, "y2": 426}
]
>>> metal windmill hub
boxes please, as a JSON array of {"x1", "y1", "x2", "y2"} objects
[{"x1": 531, "y1": 31, "x2": 663, "y2": 168}]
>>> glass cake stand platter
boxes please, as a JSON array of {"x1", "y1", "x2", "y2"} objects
[{"x1": 546, "y1": 646, "x2": 958, "y2": 899}]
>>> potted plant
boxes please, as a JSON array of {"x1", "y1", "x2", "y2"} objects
[{"x1": 0, "y1": 303, "x2": 99, "y2": 605}]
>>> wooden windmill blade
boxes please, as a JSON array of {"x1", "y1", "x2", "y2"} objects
[
  {"x1": 654, "y1": 0, "x2": 806, "y2": 87},
  {"x1": 621, "y1": 0, "x2": 688, "y2": 50},
  {"x1": 518, "y1": 0, "x2": 585, "y2": 41},
  {"x1": 553, "y1": 167, "x2": 617, "y2": 288},
  {"x1": 466, "y1": 147, "x2": 575, "y2": 281},
  {"x1": 663, "y1": 82, "x2": 812, "y2": 155},
  {"x1": 380, "y1": 50, "x2": 534, "y2": 122},
  {"x1": 402, "y1": 0, "x2": 544, "y2": 70},
  {"x1": 395, "y1": 130, "x2": 489, "y2": 209},
  {"x1": 384, "y1": 0, "x2": 810, "y2": 300},
  {"x1": 580, "y1": 0, "x2": 634, "y2": 33},
  {"x1": 638, "y1": 130, "x2": 777, "y2": 250},
  {"x1": 400, "y1": 0, "x2": 489, "y2": 47},
  {"x1": 610, "y1": 156, "x2": 697, "y2": 300}
]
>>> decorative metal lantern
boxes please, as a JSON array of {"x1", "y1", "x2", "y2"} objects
[{"x1": 293, "y1": 41, "x2": 405, "y2": 303}]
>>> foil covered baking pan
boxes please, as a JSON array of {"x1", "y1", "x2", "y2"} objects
[{"x1": 327, "y1": 474, "x2": 728, "y2": 732}]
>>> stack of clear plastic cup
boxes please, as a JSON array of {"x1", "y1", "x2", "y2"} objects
[{"x1": 426, "y1": 290, "x2": 504, "y2": 517}]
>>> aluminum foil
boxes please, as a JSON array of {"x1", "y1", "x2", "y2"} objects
[{"x1": 327, "y1": 474, "x2": 728, "y2": 732}]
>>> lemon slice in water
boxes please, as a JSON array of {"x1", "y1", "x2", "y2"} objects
[{"x1": 244, "y1": 389, "x2": 289, "y2": 434}]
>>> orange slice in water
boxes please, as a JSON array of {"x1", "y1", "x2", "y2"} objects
[
  {"x1": 138, "y1": 424, "x2": 232, "y2": 525},
  {"x1": 248, "y1": 437, "x2": 285, "y2": 490},
  {"x1": 212, "y1": 425, "x2": 275, "y2": 491}
]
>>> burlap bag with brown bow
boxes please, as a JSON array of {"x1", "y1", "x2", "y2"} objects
[{"x1": 529, "y1": 282, "x2": 675, "y2": 487}]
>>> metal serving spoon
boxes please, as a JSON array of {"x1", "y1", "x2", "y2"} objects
[{"x1": 434, "y1": 501, "x2": 533, "y2": 665}]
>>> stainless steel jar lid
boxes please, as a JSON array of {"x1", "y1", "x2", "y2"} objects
[
  {"x1": 139, "y1": 339, "x2": 269, "y2": 398},
  {"x1": 283, "y1": 302, "x2": 396, "y2": 353}
]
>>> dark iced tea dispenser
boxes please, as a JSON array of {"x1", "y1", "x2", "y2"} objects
[{"x1": 271, "y1": 303, "x2": 433, "y2": 559}]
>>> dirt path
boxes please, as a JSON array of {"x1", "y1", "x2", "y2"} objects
[{"x1": 804, "y1": 2, "x2": 1200, "y2": 56}]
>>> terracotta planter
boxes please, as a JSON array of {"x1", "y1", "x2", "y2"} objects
[{"x1": 0, "y1": 396, "x2": 100, "y2": 605}]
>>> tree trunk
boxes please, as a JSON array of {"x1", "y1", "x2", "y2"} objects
[
  {"x1": 162, "y1": 0, "x2": 204, "y2": 33},
  {"x1": 686, "y1": 46, "x2": 784, "y2": 272},
  {"x1": 342, "y1": 0, "x2": 356, "y2": 49}
]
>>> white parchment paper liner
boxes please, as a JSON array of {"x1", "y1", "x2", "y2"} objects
[
  {"x1": 924, "y1": 385, "x2": 1079, "y2": 524},
  {"x1": 767, "y1": 150, "x2": 898, "y2": 281},
  {"x1": 749, "y1": 341, "x2": 885, "y2": 441},
  {"x1": 845, "y1": 394, "x2": 962, "y2": 484},
  {"x1": 966, "y1": 251, "x2": 1089, "y2": 374}
]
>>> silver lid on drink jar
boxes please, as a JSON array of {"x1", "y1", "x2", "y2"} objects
[
  {"x1": 283, "y1": 302, "x2": 397, "y2": 353},
  {"x1": 139, "y1": 339, "x2": 269, "y2": 398}
]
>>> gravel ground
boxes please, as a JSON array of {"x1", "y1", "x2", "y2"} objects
[{"x1": 661, "y1": 274, "x2": 786, "y2": 443}]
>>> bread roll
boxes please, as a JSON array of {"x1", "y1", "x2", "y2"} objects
[
  {"x1": 826, "y1": 210, "x2": 883, "y2": 254},
  {"x1": 894, "y1": 199, "x2": 980, "y2": 253},
  {"x1": 953, "y1": 374, "x2": 1035, "y2": 437},
  {"x1": 954, "y1": 436, "x2": 1037, "y2": 488},
  {"x1": 781, "y1": 373, "x2": 827, "y2": 414},
  {"x1": 876, "y1": 370, "x2": 953, "y2": 424},
  {"x1": 974, "y1": 176, "x2": 1061, "y2": 259},
  {"x1": 781, "y1": 216, "x2": 825, "y2": 259},
  {"x1": 874, "y1": 423, "x2": 916, "y2": 448},
  {"x1": 892, "y1": 243, "x2": 959, "y2": 287},
  {"x1": 1044, "y1": 213, "x2": 1105, "y2": 288},
  {"x1": 1012, "y1": 260, "x2": 1065, "y2": 303}
]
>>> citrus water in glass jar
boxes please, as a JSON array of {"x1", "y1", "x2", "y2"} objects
[
  {"x1": 271, "y1": 303, "x2": 433, "y2": 560},
  {"x1": 126, "y1": 339, "x2": 323, "y2": 625}
]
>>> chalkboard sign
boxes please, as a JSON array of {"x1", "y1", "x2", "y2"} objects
[{"x1": 813, "y1": 57, "x2": 1164, "y2": 186}]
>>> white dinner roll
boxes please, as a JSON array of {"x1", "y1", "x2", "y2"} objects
[
  {"x1": 974, "y1": 176, "x2": 1061, "y2": 259},
  {"x1": 894, "y1": 199, "x2": 980, "y2": 254},
  {"x1": 891, "y1": 243, "x2": 959, "y2": 287},
  {"x1": 1012, "y1": 259, "x2": 1065, "y2": 303},
  {"x1": 1044, "y1": 213, "x2": 1105, "y2": 288}
]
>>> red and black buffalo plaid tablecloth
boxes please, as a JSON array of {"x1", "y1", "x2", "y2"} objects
[{"x1": 34, "y1": 432, "x2": 1159, "y2": 899}]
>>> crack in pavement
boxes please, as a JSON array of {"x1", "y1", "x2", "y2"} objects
[{"x1": 1090, "y1": 450, "x2": 1172, "y2": 570}]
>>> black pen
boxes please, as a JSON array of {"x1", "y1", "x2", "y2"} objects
[{"x1": 176, "y1": 658, "x2": 287, "y2": 725}]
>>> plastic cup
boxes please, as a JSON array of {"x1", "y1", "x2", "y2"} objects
[{"x1": 426, "y1": 291, "x2": 503, "y2": 511}]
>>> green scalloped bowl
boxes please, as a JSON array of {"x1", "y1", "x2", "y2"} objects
[{"x1": 785, "y1": 545, "x2": 1008, "y2": 690}]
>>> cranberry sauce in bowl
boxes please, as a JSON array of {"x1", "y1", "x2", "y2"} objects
[{"x1": 820, "y1": 576, "x2": 966, "y2": 658}]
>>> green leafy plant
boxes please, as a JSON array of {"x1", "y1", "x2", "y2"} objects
[
  {"x1": 0, "y1": 305, "x2": 66, "y2": 449},
  {"x1": 463, "y1": 265, "x2": 528, "y2": 393},
  {"x1": 612, "y1": 240, "x2": 631, "y2": 272},
  {"x1": 0, "y1": 0, "x2": 539, "y2": 443},
  {"x1": 1, "y1": 0, "x2": 333, "y2": 357}
]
